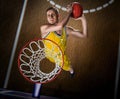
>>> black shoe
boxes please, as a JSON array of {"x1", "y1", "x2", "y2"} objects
[{"x1": 70, "y1": 72, "x2": 75, "y2": 78}]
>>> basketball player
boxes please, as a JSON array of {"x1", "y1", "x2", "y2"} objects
[
  {"x1": 40, "y1": 4, "x2": 87, "y2": 76},
  {"x1": 32, "y1": 4, "x2": 87, "y2": 98}
]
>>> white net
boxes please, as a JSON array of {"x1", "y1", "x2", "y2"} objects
[
  {"x1": 18, "y1": 39, "x2": 63, "y2": 83},
  {"x1": 47, "y1": 0, "x2": 115, "y2": 13}
]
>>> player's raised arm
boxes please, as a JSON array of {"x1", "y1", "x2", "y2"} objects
[{"x1": 67, "y1": 14, "x2": 87, "y2": 38}]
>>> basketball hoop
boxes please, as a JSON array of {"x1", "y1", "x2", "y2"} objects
[{"x1": 18, "y1": 38, "x2": 64, "y2": 84}]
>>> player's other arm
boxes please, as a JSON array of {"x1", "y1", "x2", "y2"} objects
[{"x1": 67, "y1": 14, "x2": 87, "y2": 38}]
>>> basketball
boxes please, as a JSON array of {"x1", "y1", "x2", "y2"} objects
[{"x1": 71, "y1": 2, "x2": 83, "y2": 19}]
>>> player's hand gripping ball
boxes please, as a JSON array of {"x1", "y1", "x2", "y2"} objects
[{"x1": 71, "y1": 2, "x2": 83, "y2": 19}]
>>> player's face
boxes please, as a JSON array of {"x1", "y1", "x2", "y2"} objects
[{"x1": 47, "y1": 10, "x2": 58, "y2": 24}]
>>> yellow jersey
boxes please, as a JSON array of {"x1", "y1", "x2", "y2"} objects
[{"x1": 43, "y1": 27, "x2": 71, "y2": 71}]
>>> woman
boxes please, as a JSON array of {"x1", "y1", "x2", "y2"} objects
[
  {"x1": 40, "y1": 5, "x2": 87, "y2": 75},
  {"x1": 33, "y1": 4, "x2": 87, "y2": 98}
]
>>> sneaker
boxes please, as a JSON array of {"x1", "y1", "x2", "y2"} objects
[
  {"x1": 69, "y1": 67, "x2": 75, "y2": 78},
  {"x1": 70, "y1": 71, "x2": 75, "y2": 78},
  {"x1": 69, "y1": 68, "x2": 74, "y2": 74}
]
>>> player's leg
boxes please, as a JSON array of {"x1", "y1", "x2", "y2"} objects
[
  {"x1": 32, "y1": 83, "x2": 42, "y2": 98},
  {"x1": 63, "y1": 55, "x2": 75, "y2": 76}
]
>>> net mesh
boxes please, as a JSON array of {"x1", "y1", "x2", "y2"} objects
[{"x1": 18, "y1": 39, "x2": 63, "y2": 83}]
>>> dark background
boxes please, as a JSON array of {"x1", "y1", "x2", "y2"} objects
[{"x1": 0, "y1": 0, "x2": 120, "y2": 99}]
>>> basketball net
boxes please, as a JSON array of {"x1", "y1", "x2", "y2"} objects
[
  {"x1": 47, "y1": 0, "x2": 114, "y2": 13},
  {"x1": 18, "y1": 38, "x2": 64, "y2": 84}
]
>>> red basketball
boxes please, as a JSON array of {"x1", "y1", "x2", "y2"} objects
[{"x1": 71, "y1": 2, "x2": 83, "y2": 19}]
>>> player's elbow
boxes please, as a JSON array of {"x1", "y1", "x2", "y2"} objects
[
  {"x1": 83, "y1": 28, "x2": 88, "y2": 38},
  {"x1": 57, "y1": 23, "x2": 64, "y2": 30},
  {"x1": 82, "y1": 32, "x2": 87, "y2": 38}
]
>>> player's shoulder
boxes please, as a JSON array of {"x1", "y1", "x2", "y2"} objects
[
  {"x1": 40, "y1": 24, "x2": 49, "y2": 32},
  {"x1": 40, "y1": 24, "x2": 49, "y2": 37},
  {"x1": 40, "y1": 24, "x2": 48, "y2": 29}
]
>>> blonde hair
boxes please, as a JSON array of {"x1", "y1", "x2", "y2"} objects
[{"x1": 46, "y1": 7, "x2": 59, "y2": 15}]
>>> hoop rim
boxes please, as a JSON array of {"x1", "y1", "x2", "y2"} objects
[{"x1": 18, "y1": 38, "x2": 64, "y2": 84}]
